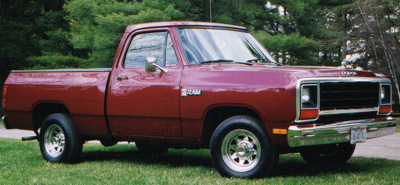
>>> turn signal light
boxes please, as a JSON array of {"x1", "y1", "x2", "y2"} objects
[
  {"x1": 273, "y1": 129, "x2": 288, "y2": 135},
  {"x1": 379, "y1": 105, "x2": 391, "y2": 114},
  {"x1": 300, "y1": 109, "x2": 318, "y2": 119},
  {"x1": 2, "y1": 86, "x2": 7, "y2": 109}
]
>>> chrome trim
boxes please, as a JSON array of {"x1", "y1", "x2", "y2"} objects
[
  {"x1": 295, "y1": 77, "x2": 391, "y2": 123},
  {"x1": 319, "y1": 108, "x2": 378, "y2": 115},
  {"x1": 1, "y1": 116, "x2": 10, "y2": 129},
  {"x1": 300, "y1": 84, "x2": 319, "y2": 110},
  {"x1": 150, "y1": 63, "x2": 168, "y2": 73},
  {"x1": 44, "y1": 124, "x2": 66, "y2": 158},
  {"x1": 379, "y1": 83, "x2": 392, "y2": 106},
  {"x1": 378, "y1": 82, "x2": 392, "y2": 115},
  {"x1": 221, "y1": 129, "x2": 261, "y2": 172},
  {"x1": 288, "y1": 117, "x2": 396, "y2": 147},
  {"x1": 11, "y1": 68, "x2": 112, "y2": 73}
]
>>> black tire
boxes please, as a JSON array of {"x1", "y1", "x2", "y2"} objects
[
  {"x1": 300, "y1": 142, "x2": 356, "y2": 165},
  {"x1": 135, "y1": 141, "x2": 169, "y2": 154},
  {"x1": 39, "y1": 113, "x2": 83, "y2": 163},
  {"x1": 210, "y1": 115, "x2": 278, "y2": 178}
]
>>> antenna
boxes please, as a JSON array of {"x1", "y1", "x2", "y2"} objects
[{"x1": 209, "y1": 0, "x2": 212, "y2": 22}]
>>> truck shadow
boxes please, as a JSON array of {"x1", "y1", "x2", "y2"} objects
[
  {"x1": 80, "y1": 147, "x2": 396, "y2": 177},
  {"x1": 81, "y1": 147, "x2": 214, "y2": 168},
  {"x1": 272, "y1": 155, "x2": 396, "y2": 177}
]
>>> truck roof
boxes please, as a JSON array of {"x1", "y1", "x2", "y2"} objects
[{"x1": 125, "y1": 21, "x2": 248, "y2": 33}]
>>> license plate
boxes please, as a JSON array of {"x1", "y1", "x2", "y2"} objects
[{"x1": 350, "y1": 128, "x2": 367, "y2": 144}]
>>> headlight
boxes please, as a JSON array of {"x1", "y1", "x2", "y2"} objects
[
  {"x1": 380, "y1": 84, "x2": 391, "y2": 105},
  {"x1": 379, "y1": 84, "x2": 392, "y2": 114},
  {"x1": 301, "y1": 88, "x2": 311, "y2": 103},
  {"x1": 299, "y1": 84, "x2": 319, "y2": 120},
  {"x1": 301, "y1": 85, "x2": 318, "y2": 109}
]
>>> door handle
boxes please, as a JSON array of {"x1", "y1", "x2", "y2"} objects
[{"x1": 116, "y1": 75, "x2": 129, "y2": 81}]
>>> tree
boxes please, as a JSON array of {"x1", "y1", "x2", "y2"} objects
[
  {"x1": 253, "y1": 0, "x2": 352, "y2": 65},
  {"x1": 65, "y1": 0, "x2": 185, "y2": 67},
  {"x1": 329, "y1": 0, "x2": 400, "y2": 102},
  {"x1": 0, "y1": 0, "x2": 42, "y2": 80},
  {"x1": 353, "y1": 0, "x2": 400, "y2": 102}
]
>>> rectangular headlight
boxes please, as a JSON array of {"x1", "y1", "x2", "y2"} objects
[
  {"x1": 380, "y1": 84, "x2": 391, "y2": 105},
  {"x1": 300, "y1": 84, "x2": 319, "y2": 120},
  {"x1": 301, "y1": 84, "x2": 318, "y2": 109},
  {"x1": 379, "y1": 84, "x2": 392, "y2": 114}
]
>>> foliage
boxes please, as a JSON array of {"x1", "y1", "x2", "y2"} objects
[
  {"x1": 0, "y1": 0, "x2": 42, "y2": 78},
  {"x1": 65, "y1": 0, "x2": 185, "y2": 67},
  {"x1": 0, "y1": 0, "x2": 399, "y2": 101},
  {"x1": 27, "y1": 53, "x2": 89, "y2": 69},
  {"x1": 325, "y1": 0, "x2": 400, "y2": 102},
  {"x1": 1, "y1": 138, "x2": 400, "y2": 184},
  {"x1": 254, "y1": 31, "x2": 318, "y2": 65}
]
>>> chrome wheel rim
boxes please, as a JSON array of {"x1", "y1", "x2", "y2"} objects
[
  {"x1": 44, "y1": 124, "x2": 65, "y2": 158},
  {"x1": 221, "y1": 129, "x2": 261, "y2": 172}
]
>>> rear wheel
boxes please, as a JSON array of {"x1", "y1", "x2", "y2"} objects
[
  {"x1": 300, "y1": 142, "x2": 356, "y2": 165},
  {"x1": 39, "y1": 113, "x2": 82, "y2": 163},
  {"x1": 210, "y1": 115, "x2": 278, "y2": 178}
]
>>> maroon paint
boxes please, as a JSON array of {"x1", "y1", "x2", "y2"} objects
[
  {"x1": 3, "y1": 21, "x2": 386, "y2": 146},
  {"x1": 4, "y1": 71, "x2": 110, "y2": 137}
]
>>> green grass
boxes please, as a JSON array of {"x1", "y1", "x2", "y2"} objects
[
  {"x1": 1, "y1": 139, "x2": 400, "y2": 184},
  {"x1": 395, "y1": 116, "x2": 400, "y2": 132}
]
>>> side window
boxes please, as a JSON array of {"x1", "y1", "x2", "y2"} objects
[
  {"x1": 124, "y1": 32, "x2": 179, "y2": 68},
  {"x1": 125, "y1": 32, "x2": 167, "y2": 68},
  {"x1": 165, "y1": 34, "x2": 178, "y2": 66}
]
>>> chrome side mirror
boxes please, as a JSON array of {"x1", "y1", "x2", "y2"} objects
[
  {"x1": 145, "y1": 57, "x2": 157, "y2": 72},
  {"x1": 145, "y1": 56, "x2": 168, "y2": 73}
]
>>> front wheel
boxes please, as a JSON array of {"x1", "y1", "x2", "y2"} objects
[
  {"x1": 300, "y1": 142, "x2": 356, "y2": 165},
  {"x1": 39, "y1": 113, "x2": 83, "y2": 163},
  {"x1": 210, "y1": 115, "x2": 278, "y2": 178}
]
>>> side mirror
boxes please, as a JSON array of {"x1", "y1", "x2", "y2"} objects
[
  {"x1": 145, "y1": 57, "x2": 157, "y2": 72},
  {"x1": 145, "y1": 56, "x2": 168, "y2": 73}
]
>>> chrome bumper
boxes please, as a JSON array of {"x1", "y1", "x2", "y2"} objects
[
  {"x1": 1, "y1": 116, "x2": 11, "y2": 129},
  {"x1": 288, "y1": 117, "x2": 397, "y2": 147}
]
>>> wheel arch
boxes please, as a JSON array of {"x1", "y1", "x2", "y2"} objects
[
  {"x1": 202, "y1": 105, "x2": 265, "y2": 147},
  {"x1": 32, "y1": 102, "x2": 71, "y2": 130}
]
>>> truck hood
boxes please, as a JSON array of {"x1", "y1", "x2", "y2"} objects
[{"x1": 206, "y1": 64, "x2": 380, "y2": 78}]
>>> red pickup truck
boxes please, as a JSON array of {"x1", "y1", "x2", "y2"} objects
[{"x1": 2, "y1": 22, "x2": 396, "y2": 178}]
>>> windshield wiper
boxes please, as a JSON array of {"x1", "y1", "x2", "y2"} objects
[
  {"x1": 201, "y1": 59, "x2": 234, "y2": 64},
  {"x1": 247, "y1": 58, "x2": 282, "y2": 66},
  {"x1": 201, "y1": 59, "x2": 253, "y2": 66}
]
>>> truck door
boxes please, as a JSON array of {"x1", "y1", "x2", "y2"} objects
[{"x1": 107, "y1": 28, "x2": 183, "y2": 138}]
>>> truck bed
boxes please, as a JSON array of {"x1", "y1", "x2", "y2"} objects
[{"x1": 4, "y1": 68, "x2": 111, "y2": 138}]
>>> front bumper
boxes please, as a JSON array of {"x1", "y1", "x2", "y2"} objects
[
  {"x1": 288, "y1": 117, "x2": 396, "y2": 147},
  {"x1": 1, "y1": 116, "x2": 11, "y2": 129}
]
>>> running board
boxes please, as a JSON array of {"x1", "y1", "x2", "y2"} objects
[{"x1": 22, "y1": 136, "x2": 38, "y2": 141}]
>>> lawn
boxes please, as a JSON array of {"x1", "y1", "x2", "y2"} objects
[
  {"x1": 0, "y1": 139, "x2": 399, "y2": 184},
  {"x1": 397, "y1": 122, "x2": 400, "y2": 132},
  {"x1": 395, "y1": 116, "x2": 400, "y2": 132}
]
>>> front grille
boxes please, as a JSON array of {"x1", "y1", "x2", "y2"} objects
[
  {"x1": 320, "y1": 82, "x2": 379, "y2": 111},
  {"x1": 316, "y1": 112, "x2": 377, "y2": 124}
]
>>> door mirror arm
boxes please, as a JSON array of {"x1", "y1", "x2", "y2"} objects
[{"x1": 145, "y1": 57, "x2": 168, "y2": 73}]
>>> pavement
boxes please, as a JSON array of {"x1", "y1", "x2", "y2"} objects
[
  {"x1": 1, "y1": 125, "x2": 399, "y2": 160},
  {"x1": 353, "y1": 132, "x2": 400, "y2": 160}
]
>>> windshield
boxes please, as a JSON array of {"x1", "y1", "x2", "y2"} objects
[{"x1": 178, "y1": 28, "x2": 277, "y2": 65}]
